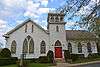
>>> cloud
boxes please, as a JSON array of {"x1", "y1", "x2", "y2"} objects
[
  {"x1": 38, "y1": 8, "x2": 49, "y2": 14},
  {"x1": 0, "y1": 19, "x2": 8, "y2": 46},
  {"x1": 16, "y1": 20, "x2": 24, "y2": 24},
  {"x1": 66, "y1": 22, "x2": 76, "y2": 26},
  {"x1": 24, "y1": 11, "x2": 39, "y2": 17},
  {"x1": 0, "y1": 19, "x2": 7, "y2": 29},
  {"x1": 2, "y1": 0, "x2": 27, "y2": 8},
  {"x1": 24, "y1": 0, "x2": 40, "y2": 17},
  {"x1": 27, "y1": 1, "x2": 40, "y2": 9},
  {"x1": 0, "y1": 0, "x2": 26, "y2": 21},
  {"x1": 49, "y1": 8, "x2": 56, "y2": 12},
  {"x1": 23, "y1": 0, "x2": 50, "y2": 26},
  {"x1": 41, "y1": 0, "x2": 48, "y2": 7}
]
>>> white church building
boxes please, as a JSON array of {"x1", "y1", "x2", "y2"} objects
[{"x1": 3, "y1": 13, "x2": 98, "y2": 59}]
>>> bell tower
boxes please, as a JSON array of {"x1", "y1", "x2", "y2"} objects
[
  {"x1": 47, "y1": 13, "x2": 65, "y2": 29},
  {"x1": 47, "y1": 13, "x2": 67, "y2": 57}
]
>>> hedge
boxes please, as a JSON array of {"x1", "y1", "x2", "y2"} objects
[
  {"x1": 38, "y1": 56, "x2": 49, "y2": 63},
  {"x1": 88, "y1": 53, "x2": 100, "y2": 59},
  {"x1": 0, "y1": 57, "x2": 18, "y2": 66},
  {"x1": 71, "y1": 54, "x2": 84, "y2": 61}
]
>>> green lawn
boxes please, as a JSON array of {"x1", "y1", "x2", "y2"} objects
[
  {"x1": 29, "y1": 63, "x2": 51, "y2": 67},
  {"x1": 0, "y1": 63, "x2": 51, "y2": 67},
  {"x1": 0, "y1": 64, "x2": 17, "y2": 67},
  {"x1": 72, "y1": 58, "x2": 100, "y2": 64}
]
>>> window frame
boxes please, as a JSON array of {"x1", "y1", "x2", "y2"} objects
[
  {"x1": 78, "y1": 42, "x2": 82, "y2": 53},
  {"x1": 23, "y1": 35, "x2": 34, "y2": 54},
  {"x1": 87, "y1": 42, "x2": 92, "y2": 53},
  {"x1": 68, "y1": 42, "x2": 72, "y2": 53},
  {"x1": 40, "y1": 41, "x2": 46, "y2": 54},
  {"x1": 11, "y1": 40, "x2": 17, "y2": 54}
]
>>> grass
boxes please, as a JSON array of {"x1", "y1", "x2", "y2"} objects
[
  {"x1": 29, "y1": 63, "x2": 51, "y2": 67},
  {"x1": 0, "y1": 63, "x2": 52, "y2": 67},
  {"x1": 0, "y1": 64, "x2": 17, "y2": 67},
  {"x1": 71, "y1": 57, "x2": 100, "y2": 64}
]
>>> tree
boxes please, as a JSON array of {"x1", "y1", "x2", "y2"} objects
[
  {"x1": 56, "y1": 0, "x2": 100, "y2": 31},
  {"x1": 0, "y1": 48, "x2": 11, "y2": 58}
]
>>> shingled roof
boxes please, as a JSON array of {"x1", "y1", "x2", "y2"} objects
[{"x1": 66, "y1": 30, "x2": 97, "y2": 40}]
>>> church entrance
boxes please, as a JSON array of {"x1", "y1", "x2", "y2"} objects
[{"x1": 54, "y1": 40, "x2": 62, "y2": 58}]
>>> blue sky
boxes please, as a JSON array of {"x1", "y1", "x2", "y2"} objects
[{"x1": 0, "y1": 0, "x2": 99, "y2": 46}]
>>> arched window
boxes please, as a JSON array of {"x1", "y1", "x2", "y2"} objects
[
  {"x1": 68, "y1": 43, "x2": 72, "y2": 53},
  {"x1": 23, "y1": 39, "x2": 28, "y2": 53},
  {"x1": 11, "y1": 40, "x2": 17, "y2": 54},
  {"x1": 23, "y1": 35, "x2": 34, "y2": 54},
  {"x1": 87, "y1": 42, "x2": 92, "y2": 53},
  {"x1": 55, "y1": 40, "x2": 61, "y2": 46},
  {"x1": 40, "y1": 41, "x2": 46, "y2": 54},
  {"x1": 78, "y1": 42, "x2": 82, "y2": 53},
  {"x1": 56, "y1": 26, "x2": 59, "y2": 32},
  {"x1": 29, "y1": 39, "x2": 34, "y2": 53}
]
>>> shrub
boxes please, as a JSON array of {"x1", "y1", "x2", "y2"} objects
[
  {"x1": 77, "y1": 54, "x2": 84, "y2": 59},
  {"x1": 88, "y1": 53, "x2": 100, "y2": 59},
  {"x1": 24, "y1": 59, "x2": 34, "y2": 63},
  {"x1": 32, "y1": 58, "x2": 39, "y2": 63},
  {"x1": 64, "y1": 50, "x2": 71, "y2": 62},
  {"x1": 47, "y1": 50, "x2": 54, "y2": 63},
  {"x1": 70, "y1": 54, "x2": 84, "y2": 61},
  {"x1": 0, "y1": 57, "x2": 18, "y2": 66},
  {"x1": 38, "y1": 56, "x2": 49, "y2": 63},
  {"x1": 0, "y1": 48, "x2": 11, "y2": 58},
  {"x1": 70, "y1": 54, "x2": 78, "y2": 61}
]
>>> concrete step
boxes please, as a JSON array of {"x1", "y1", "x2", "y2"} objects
[{"x1": 55, "y1": 58, "x2": 65, "y2": 63}]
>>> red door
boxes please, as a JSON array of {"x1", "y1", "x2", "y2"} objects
[{"x1": 55, "y1": 47, "x2": 62, "y2": 58}]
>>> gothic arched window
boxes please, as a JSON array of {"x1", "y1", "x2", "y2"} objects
[
  {"x1": 29, "y1": 39, "x2": 34, "y2": 53},
  {"x1": 11, "y1": 40, "x2": 17, "y2": 54},
  {"x1": 87, "y1": 42, "x2": 92, "y2": 53},
  {"x1": 78, "y1": 42, "x2": 82, "y2": 53},
  {"x1": 23, "y1": 39, "x2": 28, "y2": 53},
  {"x1": 40, "y1": 41, "x2": 46, "y2": 54},
  {"x1": 55, "y1": 40, "x2": 61, "y2": 46},
  {"x1": 23, "y1": 35, "x2": 34, "y2": 54},
  {"x1": 68, "y1": 43, "x2": 72, "y2": 53}
]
